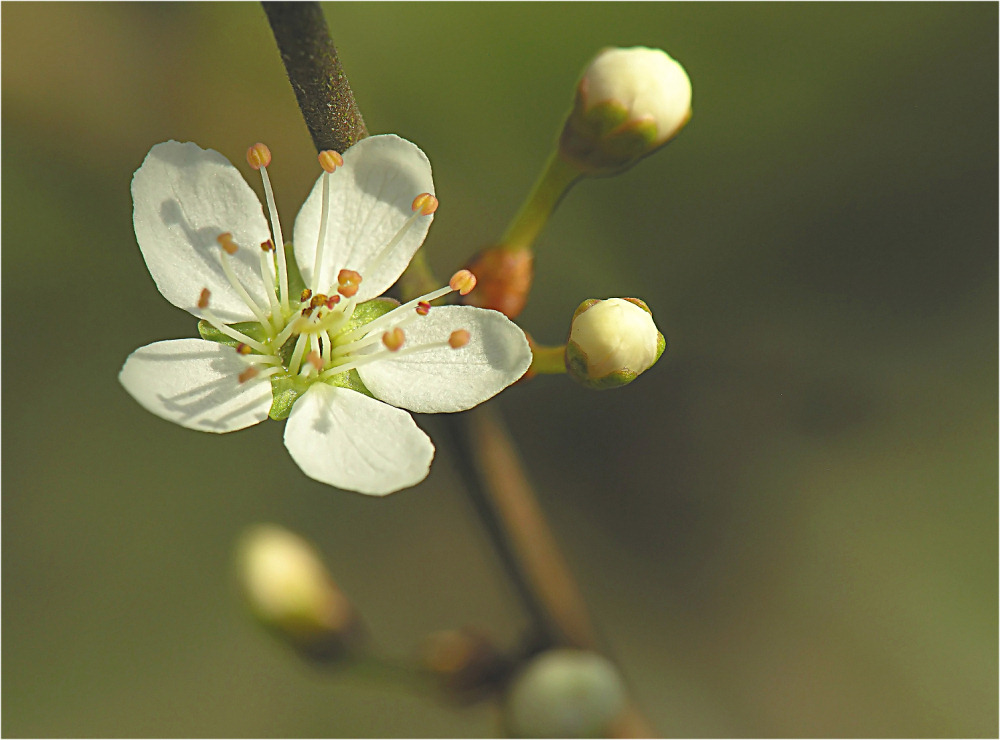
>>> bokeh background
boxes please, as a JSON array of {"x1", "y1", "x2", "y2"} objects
[{"x1": 3, "y1": 2, "x2": 997, "y2": 737}]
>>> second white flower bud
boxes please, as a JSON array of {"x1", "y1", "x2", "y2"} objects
[
  {"x1": 566, "y1": 298, "x2": 665, "y2": 389},
  {"x1": 560, "y1": 46, "x2": 692, "y2": 175}
]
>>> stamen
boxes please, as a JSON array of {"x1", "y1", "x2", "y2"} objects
[
  {"x1": 338, "y1": 269, "x2": 362, "y2": 298},
  {"x1": 216, "y1": 234, "x2": 273, "y2": 331},
  {"x1": 236, "y1": 343, "x2": 253, "y2": 355},
  {"x1": 325, "y1": 295, "x2": 341, "y2": 309},
  {"x1": 382, "y1": 328, "x2": 405, "y2": 352},
  {"x1": 300, "y1": 288, "x2": 313, "y2": 303},
  {"x1": 260, "y1": 239, "x2": 275, "y2": 252},
  {"x1": 306, "y1": 350, "x2": 324, "y2": 373},
  {"x1": 416, "y1": 301, "x2": 431, "y2": 316},
  {"x1": 246, "y1": 143, "x2": 272, "y2": 170},
  {"x1": 318, "y1": 150, "x2": 343, "y2": 173},
  {"x1": 252, "y1": 143, "x2": 289, "y2": 311},
  {"x1": 335, "y1": 284, "x2": 454, "y2": 346},
  {"x1": 256, "y1": 241, "x2": 280, "y2": 320},
  {"x1": 198, "y1": 288, "x2": 211, "y2": 310},
  {"x1": 449, "y1": 329, "x2": 471, "y2": 349},
  {"x1": 411, "y1": 192, "x2": 439, "y2": 216},
  {"x1": 449, "y1": 269, "x2": 477, "y2": 296},
  {"x1": 217, "y1": 232, "x2": 239, "y2": 256},
  {"x1": 311, "y1": 159, "x2": 334, "y2": 292},
  {"x1": 239, "y1": 366, "x2": 260, "y2": 383},
  {"x1": 310, "y1": 293, "x2": 327, "y2": 309},
  {"x1": 200, "y1": 306, "x2": 271, "y2": 354}
]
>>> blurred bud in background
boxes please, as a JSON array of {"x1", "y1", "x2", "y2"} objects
[
  {"x1": 560, "y1": 46, "x2": 692, "y2": 176},
  {"x1": 503, "y1": 648, "x2": 628, "y2": 738},
  {"x1": 420, "y1": 628, "x2": 512, "y2": 702},
  {"x1": 236, "y1": 524, "x2": 364, "y2": 662},
  {"x1": 566, "y1": 298, "x2": 666, "y2": 389}
]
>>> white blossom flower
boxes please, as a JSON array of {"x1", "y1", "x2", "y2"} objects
[
  {"x1": 120, "y1": 135, "x2": 531, "y2": 495},
  {"x1": 565, "y1": 297, "x2": 665, "y2": 389}
]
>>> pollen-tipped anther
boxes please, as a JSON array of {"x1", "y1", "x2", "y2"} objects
[
  {"x1": 236, "y1": 343, "x2": 253, "y2": 355},
  {"x1": 198, "y1": 288, "x2": 211, "y2": 310},
  {"x1": 260, "y1": 239, "x2": 275, "y2": 252},
  {"x1": 306, "y1": 350, "x2": 324, "y2": 373},
  {"x1": 238, "y1": 366, "x2": 260, "y2": 384},
  {"x1": 411, "y1": 193, "x2": 439, "y2": 216},
  {"x1": 217, "y1": 232, "x2": 239, "y2": 255},
  {"x1": 416, "y1": 301, "x2": 431, "y2": 316},
  {"x1": 449, "y1": 269, "x2": 477, "y2": 296},
  {"x1": 338, "y1": 269, "x2": 362, "y2": 298},
  {"x1": 246, "y1": 142, "x2": 272, "y2": 170},
  {"x1": 318, "y1": 150, "x2": 344, "y2": 173},
  {"x1": 325, "y1": 295, "x2": 341, "y2": 309},
  {"x1": 310, "y1": 293, "x2": 328, "y2": 309},
  {"x1": 382, "y1": 328, "x2": 405, "y2": 352},
  {"x1": 449, "y1": 329, "x2": 471, "y2": 349}
]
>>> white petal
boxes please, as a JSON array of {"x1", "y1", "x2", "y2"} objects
[
  {"x1": 283, "y1": 384, "x2": 434, "y2": 496},
  {"x1": 358, "y1": 305, "x2": 532, "y2": 413},
  {"x1": 119, "y1": 338, "x2": 273, "y2": 432},
  {"x1": 132, "y1": 141, "x2": 273, "y2": 322},
  {"x1": 293, "y1": 135, "x2": 434, "y2": 301}
]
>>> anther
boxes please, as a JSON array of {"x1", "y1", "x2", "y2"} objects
[
  {"x1": 300, "y1": 288, "x2": 313, "y2": 303},
  {"x1": 449, "y1": 329, "x2": 471, "y2": 349},
  {"x1": 236, "y1": 343, "x2": 253, "y2": 355},
  {"x1": 238, "y1": 366, "x2": 260, "y2": 384},
  {"x1": 411, "y1": 193, "x2": 439, "y2": 216},
  {"x1": 246, "y1": 143, "x2": 272, "y2": 170},
  {"x1": 449, "y1": 269, "x2": 477, "y2": 296},
  {"x1": 416, "y1": 301, "x2": 431, "y2": 316},
  {"x1": 318, "y1": 150, "x2": 344, "y2": 173},
  {"x1": 310, "y1": 293, "x2": 327, "y2": 309},
  {"x1": 382, "y1": 328, "x2": 406, "y2": 352},
  {"x1": 325, "y1": 295, "x2": 341, "y2": 309},
  {"x1": 301, "y1": 306, "x2": 315, "y2": 318},
  {"x1": 306, "y1": 350, "x2": 324, "y2": 372},
  {"x1": 338, "y1": 269, "x2": 362, "y2": 298},
  {"x1": 260, "y1": 239, "x2": 275, "y2": 252},
  {"x1": 217, "y1": 233, "x2": 239, "y2": 256},
  {"x1": 198, "y1": 288, "x2": 211, "y2": 310}
]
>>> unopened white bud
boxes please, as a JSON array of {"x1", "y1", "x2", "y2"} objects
[
  {"x1": 237, "y1": 524, "x2": 362, "y2": 660},
  {"x1": 560, "y1": 46, "x2": 692, "y2": 175},
  {"x1": 566, "y1": 298, "x2": 665, "y2": 389},
  {"x1": 503, "y1": 649, "x2": 628, "y2": 738}
]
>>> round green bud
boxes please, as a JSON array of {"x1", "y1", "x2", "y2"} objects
[
  {"x1": 560, "y1": 46, "x2": 692, "y2": 175},
  {"x1": 566, "y1": 298, "x2": 666, "y2": 389},
  {"x1": 503, "y1": 649, "x2": 628, "y2": 738},
  {"x1": 236, "y1": 524, "x2": 362, "y2": 661}
]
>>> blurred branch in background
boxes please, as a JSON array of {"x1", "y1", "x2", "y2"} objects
[{"x1": 261, "y1": 1, "x2": 653, "y2": 735}]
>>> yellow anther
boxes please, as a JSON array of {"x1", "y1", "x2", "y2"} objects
[
  {"x1": 300, "y1": 288, "x2": 313, "y2": 303},
  {"x1": 318, "y1": 150, "x2": 344, "y2": 173},
  {"x1": 260, "y1": 239, "x2": 275, "y2": 252},
  {"x1": 411, "y1": 192, "x2": 439, "y2": 216},
  {"x1": 197, "y1": 288, "x2": 211, "y2": 310},
  {"x1": 238, "y1": 366, "x2": 260, "y2": 384},
  {"x1": 236, "y1": 343, "x2": 253, "y2": 355},
  {"x1": 449, "y1": 269, "x2": 477, "y2": 296},
  {"x1": 246, "y1": 142, "x2": 272, "y2": 170},
  {"x1": 449, "y1": 329, "x2": 471, "y2": 349},
  {"x1": 217, "y1": 232, "x2": 239, "y2": 255},
  {"x1": 306, "y1": 350, "x2": 324, "y2": 372},
  {"x1": 382, "y1": 327, "x2": 406, "y2": 352},
  {"x1": 416, "y1": 301, "x2": 431, "y2": 316},
  {"x1": 310, "y1": 293, "x2": 327, "y2": 309}
]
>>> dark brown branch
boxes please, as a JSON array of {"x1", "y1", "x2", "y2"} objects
[{"x1": 262, "y1": 2, "x2": 368, "y2": 153}]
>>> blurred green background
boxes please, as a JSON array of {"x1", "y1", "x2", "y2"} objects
[{"x1": 3, "y1": 2, "x2": 997, "y2": 736}]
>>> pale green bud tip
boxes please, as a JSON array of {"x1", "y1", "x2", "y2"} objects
[
  {"x1": 561, "y1": 46, "x2": 692, "y2": 174},
  {"x1": 236, "y1": 524, "x2": 360, "y2": 659},
  {"x1": 566, "y1": 298, "x2": 666, "y2": 389},
  {"x1": 503, "y1": 649, "x2": 628, "y2": 738}
]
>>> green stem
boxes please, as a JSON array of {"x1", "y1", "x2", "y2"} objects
[
  {"x1": 501, "y1": 153, "x2": 581, "y2": 252},
  {"x1": 529, "y1": 344, "x2": 568, "y2": 375}
]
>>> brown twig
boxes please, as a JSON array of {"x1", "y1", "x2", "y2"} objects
[{"x1": 262, "y1": 2, "x2": 367, "y2": 153}]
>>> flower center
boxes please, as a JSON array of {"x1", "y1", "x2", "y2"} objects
[{"x1": 196, "y1": 144, "x2": 477, "y2": 395}]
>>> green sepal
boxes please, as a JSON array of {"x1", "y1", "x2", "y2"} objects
[
  {"x1": 267, "y1": 369, "x2": 374, "y2": 421},
  {"x1": 344, "y1": 297, "x2": 400, "y2": 332},
  {"x1": 565, "y1": 339, "x2": 640, "y2": 390},
  {"x1": 197, "y1": 319, "x2": 270, "y2": 349}
]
